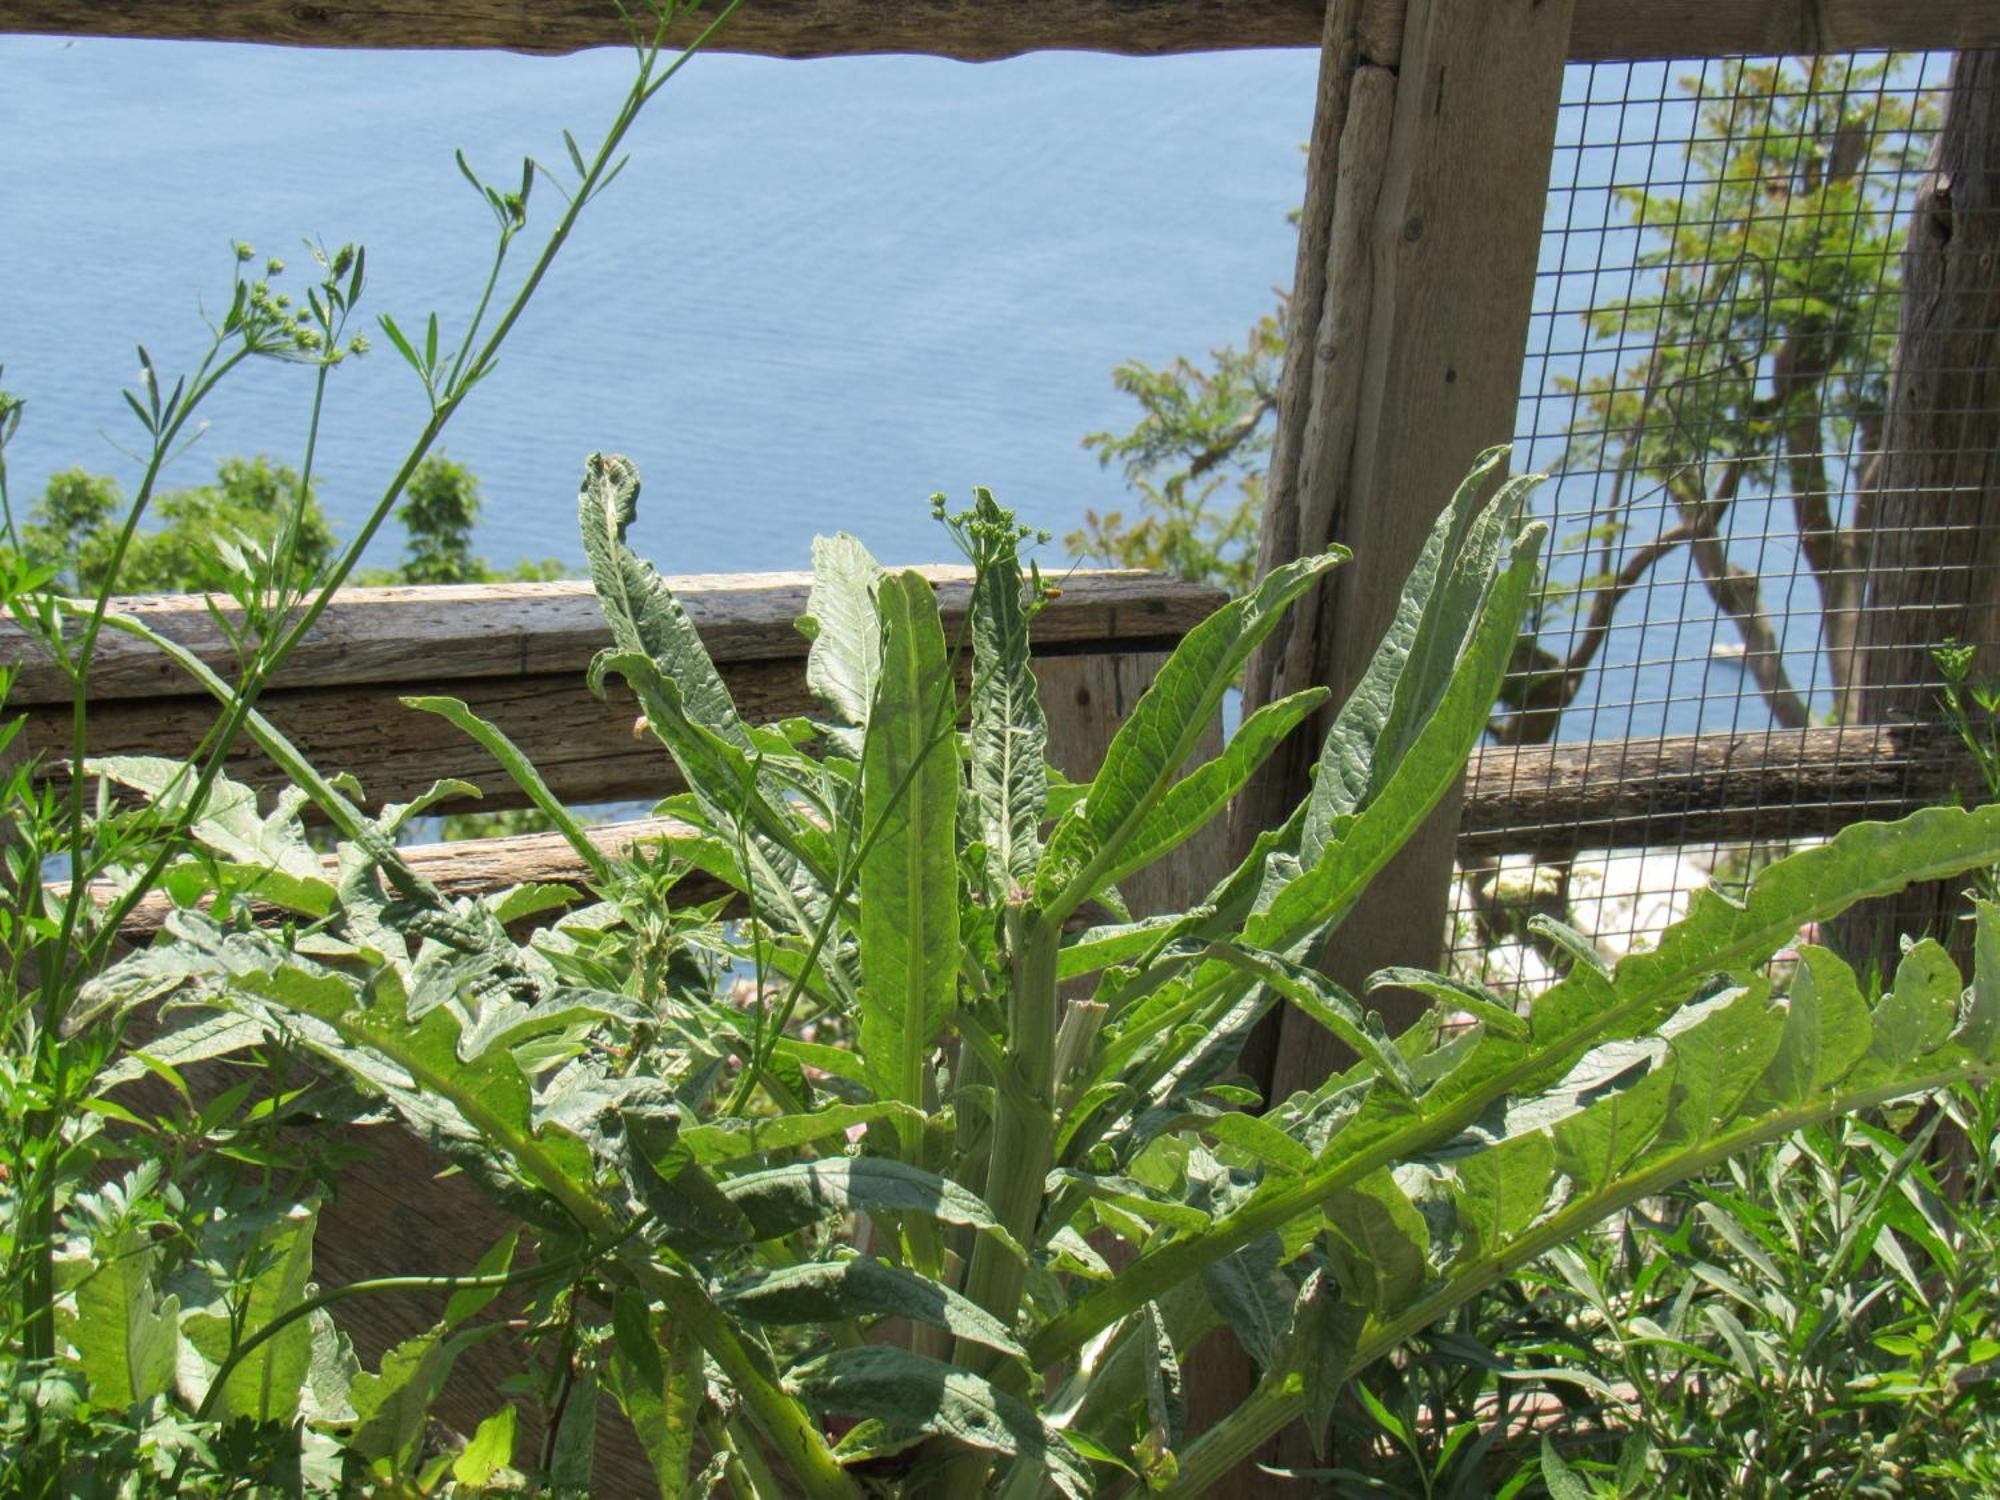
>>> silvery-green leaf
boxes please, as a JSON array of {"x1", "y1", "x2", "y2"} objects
[
  {"x1": 722, "y1": 1257, "x2": 1026, "y2": 1361},
  {"x1": 785, "y1": 1346, "x2": 1093, "y2": 1500}
]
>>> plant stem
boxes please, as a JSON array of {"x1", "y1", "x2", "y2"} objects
[{"x1": 198, "y1": 1261, "x2": 578, "y2": 1421}]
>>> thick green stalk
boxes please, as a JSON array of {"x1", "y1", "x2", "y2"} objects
[
  {"x1": 929, "y1": 910, "x2": 1061, "y2": 1496},
  {"x1": 961, "y1": 908, "x2": 1061, "y2": 1335}
]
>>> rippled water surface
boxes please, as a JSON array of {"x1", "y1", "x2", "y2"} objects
[{"x1": 2, "y1": 36, "x2": 1317, "y2": 575}]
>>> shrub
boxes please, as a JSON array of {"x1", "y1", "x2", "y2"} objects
[{"x1": 75, "y1": 445, "x2": 2000, "y2": 1495}]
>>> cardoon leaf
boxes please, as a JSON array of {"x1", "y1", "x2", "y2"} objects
[
  {"x1": 962, "y1": 489, "x2": 1048, "y2": 894},
  {"x1": 401, "y1": 695, "x2": 609, "y2": 883},
  {"x1": 680, "y1": 1101, "x2": 925, "y2": 1166},
  {"x1": 1302, "y1": 447, "x2": 1530, "y2": 862},
  {"x1": 785, "y1": 1346, "x2": 1092, "y2": 1500},
  {"x1": 1453, "y1": 1131, "x2": 1555, "y2": 1259},
  {"x1": 719, "y1": 1157, "x2": 1022, "y2": 1257},
  {"x1": 86, "y1": 755, "x2": 331, "y2": 916},
  {"x1": 1964, "y1": 900, "x2": 2000, "y2": 1059},
  {"x1": 1853, "y1": 937, "x2": 1963, "y2": 1086},
  {"x1": 1651, "y1": 984, "x2": 1782, "y2": 1155},
  {"x1": 722, "y1": 1258, "x2": 1026, "y2": 1361},
  {"x1": 69, "y1": 1230, "x2": 178, "y2": 1412},
  {"x1": 1243, "y1": 520, "x2": 1543, "y2": 960},
  {"x1": 577, "y1": 452, "x2": 748, "y2": 747},
  {"x1": 1324, "y1": 1168, "x2": 1430, "y2": 1316},
  {"x1": 859, "y1": 570, "x2": 959, "y2": 1126},
  {"x1": 1040, "y1": 545, "x2": 1346, "y2": 917},
  {"x1": 1550, "y1": 1058, "x2": 1677, "y2": 1195},
  {"x1": 1092, "y1": 686, "x2": 1329, "y2": 895},
  {"x1": 184, "y1": 1202, "x2": 320, "y2": 1424},
  {"x1": 605, "y1": 1293, "x2": 702, "y2": 1496},
  {"x1": 798, "y1": 531, "x2": 883, "y2": 739}
]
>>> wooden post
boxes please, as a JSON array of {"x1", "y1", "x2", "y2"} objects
[
  {"x1": 1844, "y1": 49, "x2": 2000, "y2": 965},
  {"x1": 1232, "y1": 0, "x2": 1575, "y2": 1099},
  {"x1": 1201, "y1": 2, "x2": 1575, "y2": 1488}
]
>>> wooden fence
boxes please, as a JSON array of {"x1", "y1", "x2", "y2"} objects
[
  {"x1": 9, "y1": 2, "x2": 2000, "y2": 1491},
  {"x1": 5, "y1": 0, "x2": 1997, "y2": 61},
  {"x1": 11, "y1": 573, "x2": 1980, "y2": 934}
]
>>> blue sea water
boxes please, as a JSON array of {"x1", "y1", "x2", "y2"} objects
[
  {"x1": 8, "y1": 37, "x2": 1908, "y2": 745},
  {"x1": 1, "y1": 36, "x2": 1316, "y2": 578}
]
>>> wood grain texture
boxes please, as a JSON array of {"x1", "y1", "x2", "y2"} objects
[
  {"x1": 1, "y1": 0, "x2": 1995, "y2": 60},
  {"x1": 1, "y1": 568, "x2": 1222, "y2": 706},
  {"x1": 1233, "y1": 0, "x2": 1575, "y2": 1106},
  {"x1": 1458, "y1": 724, "x2": 1977, "y2": 860},
  {"x1": 8, "y1": 570, "x2": 1222, "y2": 814},
  {"x1": 1845, "y1": 49, "x2": 2000, "y2": 967}
]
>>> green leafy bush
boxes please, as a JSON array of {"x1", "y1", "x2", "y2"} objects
[
  {"x1": 76, "y1": 445, "x2": 2000, "y2": 1495},
  {"x1": 0, "y1": 4, "x2": 742, "y2": 1492},
  {"x1": 11, "y1": 458, "x2": 337, "y2": 596},
  {"x1": 4, "y1": 451, "x2": 566, "y2": 597}
]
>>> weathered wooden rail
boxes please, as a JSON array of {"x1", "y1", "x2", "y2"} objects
[
  {"x1": 13, "y1": 577, "x2": 1979, "y2": 940},
  {"x1": 2, "y1": 0, "x2": 1994, "y2": 62},
  {"x1": 6, "y1": 569, "x2": 1220, "y2": 814}
]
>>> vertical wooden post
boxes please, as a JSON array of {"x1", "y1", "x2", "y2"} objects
[
  {"x1": 1198, "y1": 3, "x2": 1575, "y2": 1489},
  {"x1": 1232, "y1": 0, "x2": 1575, "y2": 1102},
  {"x1": 1845, "y1": 48, "x2": 2000, "y2": 964}
]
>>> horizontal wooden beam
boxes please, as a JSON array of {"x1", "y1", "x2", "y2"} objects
[
  {"x1": 2, "y1": 568, "x2": 1216, "y2": 707},
  {"x1": 1457, "y1": 724, "x2": 1977, "y2": 861},
  {"x1": 104, "y1": 813, "x2": 712, "y2": 939},
  {"x1": 6, "y1": 569, "x2": 1223, "y2": 814},
  {"x1": 99, "y1": 724, "x2": 1982, "y2": 939},
  {"x1": 2, "y1": 1, "x2": 1993, "y2": 62}
]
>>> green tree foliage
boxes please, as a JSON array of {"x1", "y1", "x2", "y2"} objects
[
  {"x1": 1068, "y1": 309, "x2": 1281, "y2": 596},
  {"x1": 6, "y1": 452, "x2": 567, "y2": 595},
  {"x1": 1499, "y1": 54, "x2": 1937, "y2": 743},
  {"x1": 369, "y1": 452, "x2": 567, "y2": 587},
  {"x1": 17, "y1": 458, "x2": 336, "y2": 595},
  {"x1": 1079, "y1": 58, "x2": 1938, "y2": 745}
]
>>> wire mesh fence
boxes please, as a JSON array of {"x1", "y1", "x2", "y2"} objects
[{"x1": 1450, "y1": 48, "x2": 2000, "y2": 991}]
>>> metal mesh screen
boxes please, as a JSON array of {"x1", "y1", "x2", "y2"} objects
[{"x1": 1450, "y1": 50, "x2": 2000, "y2": 992}]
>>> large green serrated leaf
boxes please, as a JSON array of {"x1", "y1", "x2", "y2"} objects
[
  {"x1": 1095, "y1": 686, "x2": 1329, "y2": 896},
  {"x1": 1964, "y1": 901, "x2": 2000, "y2": 1060},
  {"x1": 1198, "y1": 1235, "x2": 1294, "y2": 1371},
  {"x1": 1453, "y1": 1130, "x2": 1555, "y2": 1260},
  {"x1": 785, "y1": 1346, "x2": 1092, "y2": 1500},
  {"x1": 606, "y1": 1290, "x2": 703, "y2": 1498},
  {"x1": 1246, "y1": 519, "x2": 1544, "y2": 960},
  {"x1": 1551, "y1": 1057, "x2": 1677, "y2": 1195},
  {"x1": 71, "y1": 1230, "x2": 178, "y2": 1412},
  {"x1": 1040, "y1": 546, "x2": 1346, "y2": 917},
  {"x1": 1301, "y1": 447, "x2": 1528, "y2": 862},
  {"x1": 578, "y1": 452, "x2": 748, "y2": 748},
  {"x1": 718, "y1": 1157, "x2": 1021, "y2": 1257},
  {"x1": 859, "y1": 570, "x2": 960, "y2": 1125},
  {"x1": 1852, "y1": 937, "x2": 1964, "y2": 1088},
  {"x1": 800, "y1": 532, "x2": 884, "y2": 735},
  {"x1": 88, "y1": 755, "x2": 332, "y2": 916},
  {"x1": 1323, "y1": 1169, "x2": 1430, "y2": 1316},
  {"x1": 1651, "y1": 984, "x2": 1783, "y2": 1157},
  {"x1": 680, "y1": 1101, "x2": 925, "y2": 1166},
  {"x1": 722, "y1": 1257, "x2": 1026, "y2": 1361},
  {"x1": 185, "y1": 1201, "x2": 320, "y2": 1425},
  {"x1": 963, "y1": 489, "x2": 1048, "y2": 894}
]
